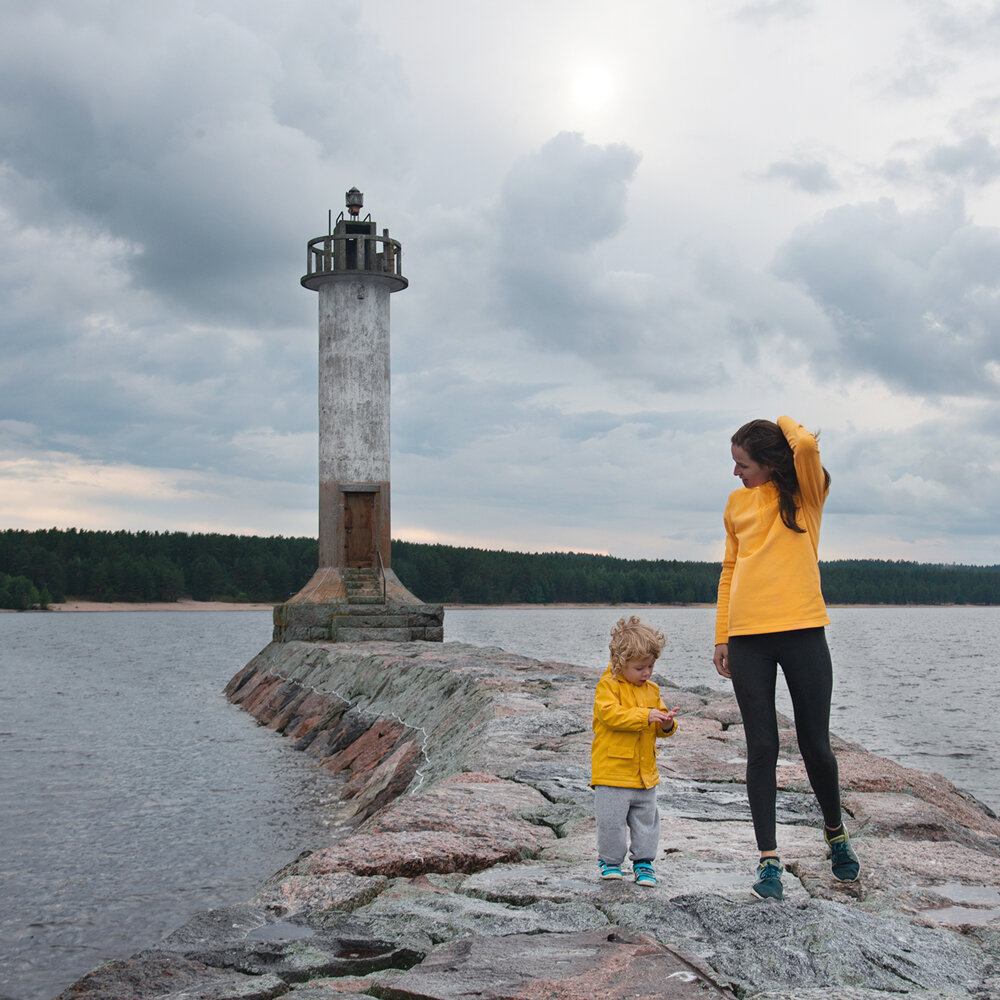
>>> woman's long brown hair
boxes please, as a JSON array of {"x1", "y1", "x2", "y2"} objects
[{"x1": 732, "y1": 419, "x2": 830, "y2": 533}]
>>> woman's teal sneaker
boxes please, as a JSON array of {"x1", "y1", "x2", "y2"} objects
[
  {"x1": 825, "y1": 826, "x2": 861, "y2": 882},
  {"x1": 598, "y1": 860, "x2": 623, "y2": 880},
  {"x1": 751, "y1": 857, "x2": 784, "y2": 900}
]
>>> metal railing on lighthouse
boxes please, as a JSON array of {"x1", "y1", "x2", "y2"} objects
[{"x1": 304, "y1": 229, "x2": 404, "y2": 281}]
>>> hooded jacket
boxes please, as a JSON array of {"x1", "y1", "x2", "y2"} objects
[{"x1": 591, "y1": 665, "x2": 677, "y2": 789}]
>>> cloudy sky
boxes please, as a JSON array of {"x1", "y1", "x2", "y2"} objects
[{"x1": 2, "y1": 0, "x2": 999, "y2": 565}]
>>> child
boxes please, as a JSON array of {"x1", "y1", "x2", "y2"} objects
[{"x1": 591, "y1": 615, "x2": 679, "y2": 886}]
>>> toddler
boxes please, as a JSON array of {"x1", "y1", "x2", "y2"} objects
[{"x1": 591, "y1": 615, "x2": 678, "y2": 886}]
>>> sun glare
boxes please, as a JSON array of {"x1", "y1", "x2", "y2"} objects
[{"x1": 570, "y1": 64, "x2": 614, "y2": 111}]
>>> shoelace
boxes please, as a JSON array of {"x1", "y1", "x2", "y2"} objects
[
  {"x1": 758, "y1": 860, "x2": 782, "y2": 880},
  {"x1": 829, "y1": 837, "x2": 852, "y2": 860}
]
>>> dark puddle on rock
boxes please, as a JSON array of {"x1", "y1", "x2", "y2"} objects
[{"x1": 244, "y1": 921, "x2": 316, "y2": 941}]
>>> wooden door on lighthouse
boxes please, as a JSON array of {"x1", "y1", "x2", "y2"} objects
[{"x1": 343, "y1": 491, "x2": 376, "y2": 567}]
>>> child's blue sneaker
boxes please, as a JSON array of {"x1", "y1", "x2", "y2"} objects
[
  {"x1": 632, "y1": 861, "x2": 657, "y2": 887},
  {"x1": 598, "y1": 860, "x2": 623, "y2": 880}
]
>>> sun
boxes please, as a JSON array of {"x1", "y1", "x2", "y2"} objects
[{"x1": 570, "y1": 64, "x2": 614, "y2": 111}]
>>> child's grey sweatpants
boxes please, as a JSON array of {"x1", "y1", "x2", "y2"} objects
[{"x1": 593, "y1": 784, "x2": 660, "y2": 865}]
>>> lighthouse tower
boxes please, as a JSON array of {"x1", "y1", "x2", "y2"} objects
[{"x1": 273, "y1": 189, "x2": 443, "y2": 643}]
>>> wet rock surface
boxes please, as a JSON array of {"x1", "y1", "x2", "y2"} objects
[{"x1": 57, "y1": 640, "x2": 1000, "y2": 999}]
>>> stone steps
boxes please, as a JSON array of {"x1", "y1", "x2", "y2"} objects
[
  {"x1": 342, "y1": 568, "x2": 385, "y2": 604},
  {"x1": 273, "y1": 596, "x2": 444, "y2": 643},
  {"x1": 336, "y1": 627, "x2": 414, "y2": 642},
  {"x1": 331, "y1": 611, "x2": 410, "y2": 627},
  {"x1": 330, "y1": 602, "x2": 435, "y2": 642}
]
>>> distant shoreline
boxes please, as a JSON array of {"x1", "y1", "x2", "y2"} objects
[
  {"x1": 36, "y1": 601, "x2": 712, "y2": 613},
  {"x1": 24, "y1": 600, "x2": 997, "y2": 613},
  {"x1": 43, "y1": 600, "x2": 276, "y2": 612}
]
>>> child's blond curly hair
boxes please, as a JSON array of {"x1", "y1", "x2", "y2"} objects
[{"x1": 608, "y1": 615, "x2": 665, "y2": 676}]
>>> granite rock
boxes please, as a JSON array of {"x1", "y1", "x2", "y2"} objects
[
  {"x1": 370, "y1": 927, "x2": 737, "y2": 999},
  {"x1": 53, "y1": 951, "x2": 288, "y2": 999},
  {"x1": 253, "y1": 871, "x2": 388, "y2": 915},
  {"x1": 59, "y1": 639, "x2": 1000, "y2": 999},
  {"x1": 156, "y1": 903, "x2": 424, "y2": 982}
]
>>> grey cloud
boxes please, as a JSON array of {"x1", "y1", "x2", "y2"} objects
[
  {"x1": 734, "y1": 0, "x2": 813, "y2": 28},
  {"x1": 924, "y1": 133, "x2": 1000, "y2": 185},
  {"x1": 392, "y1": 372, "x2": 538, "y2": 459},
  {"x1": 762, "y1": 156, "x2": 840, "y2": 193},
  {"x1": 391, "y1": 205, "x2": 512, "y2": 375},
  {"x1": 0, "y1": 206, "x2": 317, "y2": 479},
  {"x1": 393, "y1": 395, "x2": 733, "y2": 547},
  {"x1": 393, "y1": 369, "x2": 683, "y2": 464},
  {"x1": 499, "y1": 132, "x2": 640, "y2": 249},
  {"x1": 490, "y1": 131, "x2": 727, "y2": 382},
  {"x1": 486, "y1": 134, "x2": 816, "y2": 392},
  {"x1": 875, "y1": 128, "x2": 1000, "y2": 189},
  {"x1": 880, "y1": 7, "x2": 1000, "y2": 101},
  {"x1": 0, "y1": 1, "x2": 402, "y2": 326},
  {"x1": 494, "y1": 132, "x2": 646, "y2": 358},
  {"x1": 0, "y1": 0, "x2": 405, "y2": 492},
  {"x1": 826, "y1": 413, "x2": 1000, "y2": 538},
  {"x1": 394, "y1": 134, "x2": 736, "y2": 397},
  {"x1": 1, "y1": 326, "x2": 316, "y2": 479},
  {"x1": 269, "y1": 9, "x2": 410, "y2": 160},
  {"x1": 951, "y1": 94, "x2": 1000, "y2": 134},
  {"x1": 880, "y1": 61, "x2": 950, "y2": 100},
  {"x1": 774, "y1": 196, "x2": 1000, "y2": 395},
  {"x1": 878, "y1": 157, "x2": 916, "y2": 184},
  {"x1": 926, "y1": 3, "x2": 1000, "y2": 48}
]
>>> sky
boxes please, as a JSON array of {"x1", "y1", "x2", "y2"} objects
[{"x1": 1, "y1": 0, "x2": 999, "y2": 565}]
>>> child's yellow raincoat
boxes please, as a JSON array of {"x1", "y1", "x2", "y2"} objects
[{"x1": 590, "y1": 665, "x2": 677, "y2": 790}]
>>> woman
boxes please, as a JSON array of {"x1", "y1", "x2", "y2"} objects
[{"x1": 713, "y1": 416, "x2": 859, "y2": 901}]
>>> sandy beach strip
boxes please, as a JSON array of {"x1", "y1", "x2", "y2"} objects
[{"x1": 46, "y1": 600, "x2": 275, "y2": 612}]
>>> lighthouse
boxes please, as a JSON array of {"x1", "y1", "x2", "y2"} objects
[{"x1": 273, "y1": 189, "x2": 443, "y2": 643}]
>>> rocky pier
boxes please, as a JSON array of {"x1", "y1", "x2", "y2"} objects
[{"x1": 56, "y1": 640, "x2": 1000, "y2": 999}]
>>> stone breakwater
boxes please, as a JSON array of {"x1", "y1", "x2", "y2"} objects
[{"x1": 56, "y1": 641, "x2": 1000, "y2": 1000}]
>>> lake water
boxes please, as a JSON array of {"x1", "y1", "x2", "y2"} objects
[
  {"x1": 446, "y1": 606, "x2": 1000, "y2": 815},
  {"x1": 1, "y1": 606, "x2": 997, "y2": 1000},
  {"x1": 0, "y1": 611, "x2": 345, "y2": 1000}
]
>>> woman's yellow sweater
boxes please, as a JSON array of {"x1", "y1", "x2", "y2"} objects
[{"x1": 714, "y1": 416, "x2": 830, "y2": 646}]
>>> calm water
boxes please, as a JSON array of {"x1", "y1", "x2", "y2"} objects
[
  {"x1": 2, "y1": 606, "x2": 998, "y2": 1000},
  {"x1": 445, "y1": 606, "x2": 1000, "y2": 814},
  {"x1": 0, "y1": 611, "x2": 346, "y2": 1000}
]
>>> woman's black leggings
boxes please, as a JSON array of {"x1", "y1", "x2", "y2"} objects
[{"x1": 728, "y1": 627, "x2": 842, "y2": 852}]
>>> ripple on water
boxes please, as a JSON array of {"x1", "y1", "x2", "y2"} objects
[
  {"x1": 0, "y1": 611, "x2": 352, "y2": 1000},
  {"x1": 4, "y1": 605, "x2": 1000, "y2": 1000}
]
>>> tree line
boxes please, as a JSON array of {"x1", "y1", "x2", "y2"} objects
[
  {"x1": 0, "y1": 528, "x2": 997, "y2": 609},
  {"x1": 390, "y1": 541, "x2": 1000, "y2": 606},
  {"x1": 0, "y1": 528, "x2": 316, "y2": 608}
]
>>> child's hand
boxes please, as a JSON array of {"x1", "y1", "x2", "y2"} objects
[{"x1": 648, "y1": 707, "x2": 678, "y2": 727}]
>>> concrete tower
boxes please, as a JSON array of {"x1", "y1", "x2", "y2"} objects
[{"x1": 273, "y1": 189, "x2": 443, "y2": 643}]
